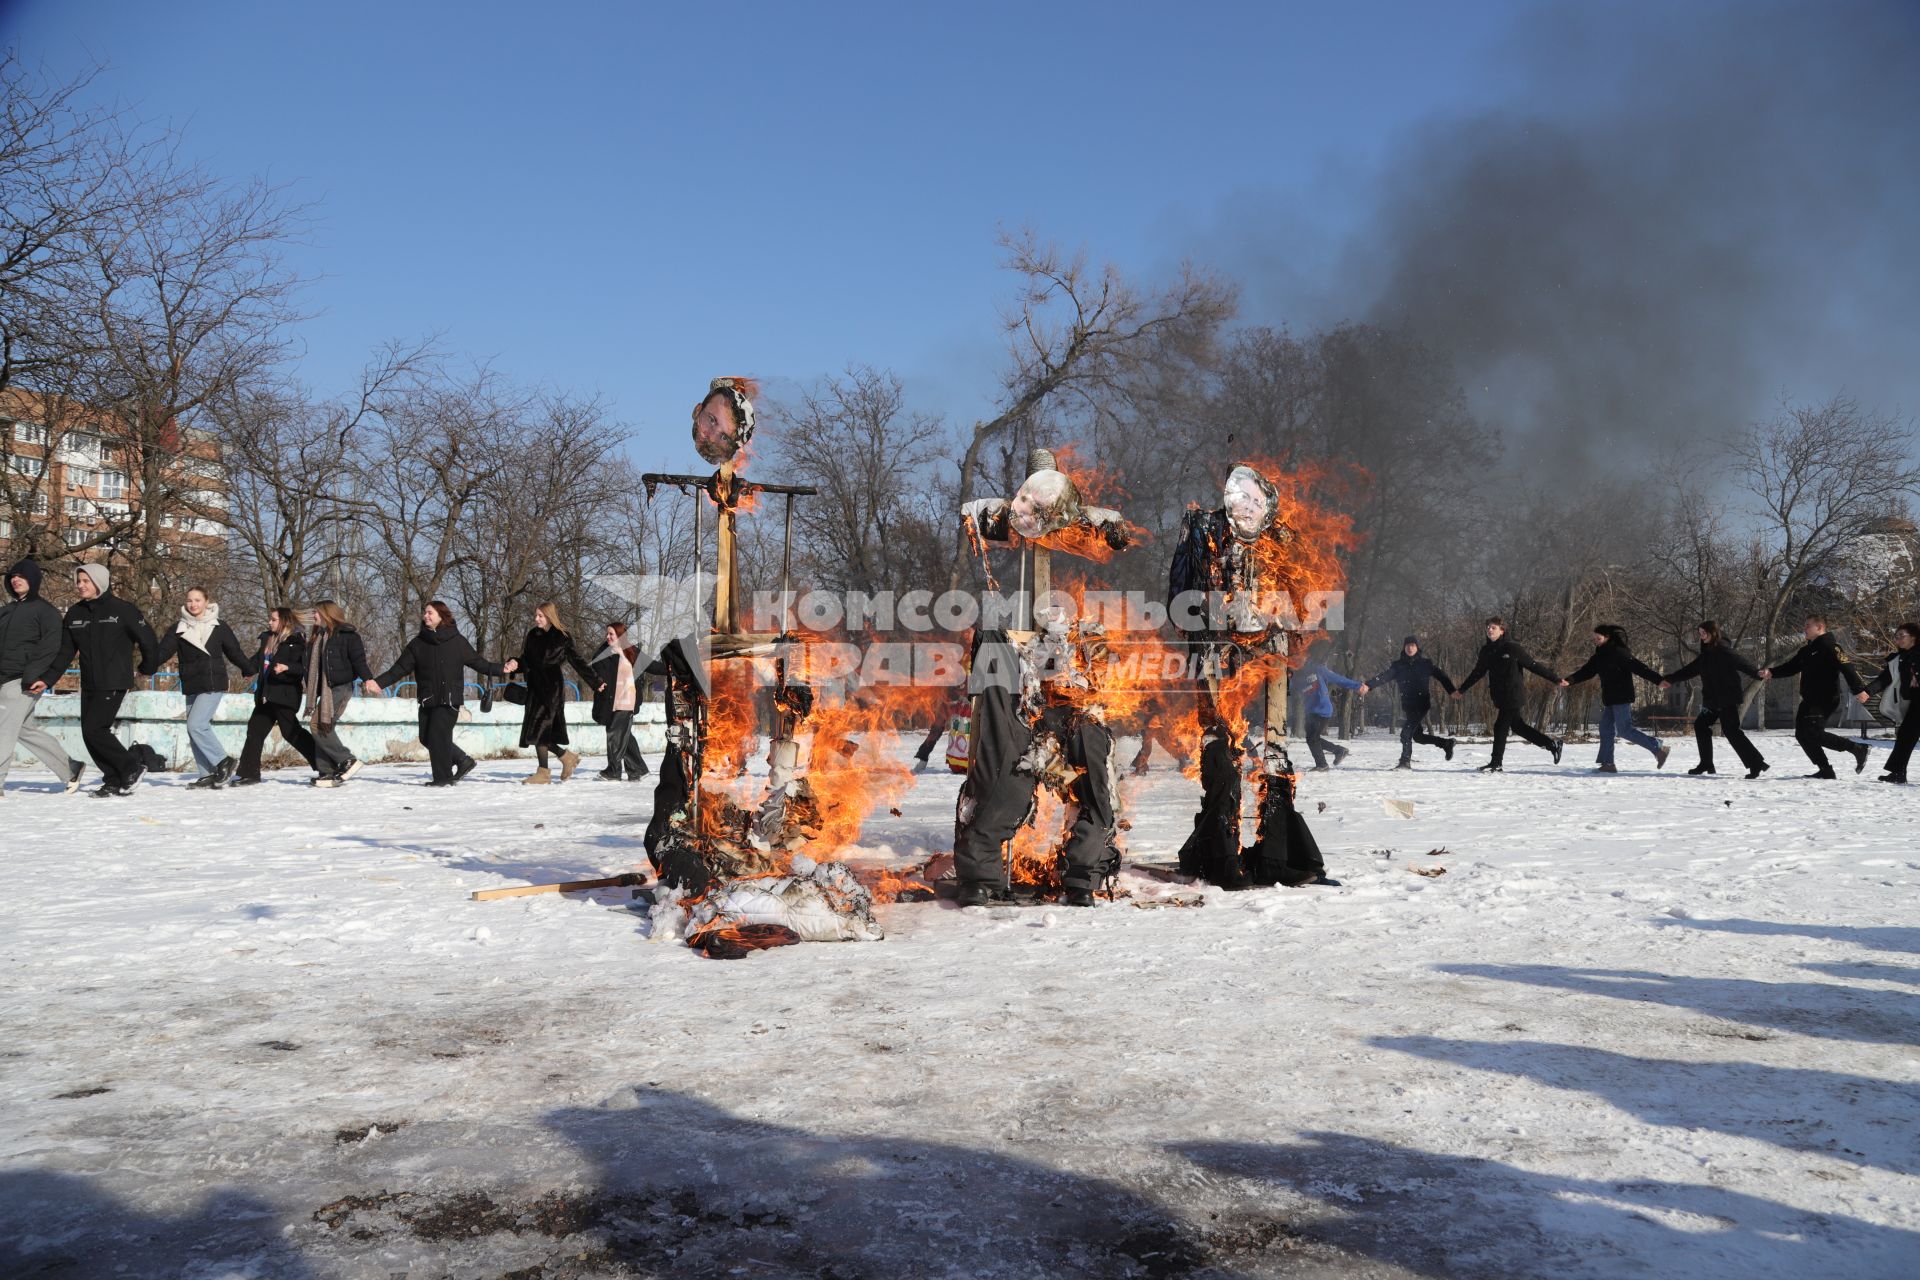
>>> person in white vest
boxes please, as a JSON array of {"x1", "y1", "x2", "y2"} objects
[{"x1": 1864, "y1": 621, "x2": 1919, "y2": 784}]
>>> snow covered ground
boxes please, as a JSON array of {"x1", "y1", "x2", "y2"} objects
[{"x1": 2, "y1": 730, "x2": 1916, "y2": 1279}]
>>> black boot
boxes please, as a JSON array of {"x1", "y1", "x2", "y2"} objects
[
  {"x1": 1687, "y1": 762, "x2": 1714, "y2": 775},
  {"x1": 1551, "y1": 739, "x2": 1565, "y2": 765},
  {"x1": 1393, "y1": 758, "x2": 1413, "y2": 770},
  {"x1": 1746, "y1": 761, "x2": 1770, "y2": 780},
  {"x1": 1852, "y1": 743, "x2": 1871, "y2": 774},
  {"x1": 1442, "y1": 738, "x2": 1456, "y2": 761},
  {"x1": 1478, "y1": 761, "x2": 1503, "y2": 773}
]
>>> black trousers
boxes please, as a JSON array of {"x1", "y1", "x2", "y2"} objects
[
  {"x1": 418, "y1": 704, "x2": 472, "y2": 783},
  {"x1": 1490, "y1": 705, "x2": 1554, "y2": 765},
  {"x1": 80, "y1": 688, "x2": 137, "y2": 786},
  {"x1": 1399, "y1": 697, "x2": 1451, "y2": 760},
  {"x1": 1794, "y1": 698, "x2": 1857, "y2": 772},
  {"x1": 1693, "y1": 704, "x2": 1764, "y2": 771},
  {"x1": 1304, "y1": 712, "x2": 1344, "y2": 766},
  {"x1": 603, "y1": 710, "x2": 649, "y2": 777},
  {"x1": 1885, "y1": 710, "x2": 1917, "y2": 779},
  {"x1": 237, "y1": 702, "x2": 317, "y2": 778}
]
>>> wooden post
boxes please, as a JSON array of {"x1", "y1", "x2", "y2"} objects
[
  {"x1": 714, "y1": 462, "x2": 741, "y2": 635},
  {"x1": 1031, "y1": 544, "x2": 1051, "y2": 625}
]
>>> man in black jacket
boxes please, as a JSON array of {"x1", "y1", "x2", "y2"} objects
[
  {"x1": 1361, "y1": 635, "x2": 1457, "y2": 769},
  {"x1": 1455, "y1": 617, "x2": 1564, "y2": 772},
  {"x1": 1660, "y1": 621, "x2": 1768, "y2": 778},
  {"x1": 1761, "y1": 614, "x2": 1871, "y2": 778},
  {"x1": 1560, "y1": 625, "x2": 1671, "y2": 772},
  {"x1": 1863, "y1": 621, "x2": 1918, "y2": 784},
  {"x1": 54, "y1": 563, "x2": 159, "y2": 796},
  {"x1": 0, "y1": 560, "x2": 84, "y2": 796}
]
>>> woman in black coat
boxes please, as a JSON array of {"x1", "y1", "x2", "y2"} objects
[
  {"x1": 150, "y1": 586, "x2": 250, "y2": 787},
  {"x1": 305, "y1": 600, "x2": 378, "y2": 786},
  {"x1": 1560, "y1": 624, "x2": 1669, "y2": 772},
  {"x1": 514, "y1": 601, "x2": 602, "y2": 784},
  {"x1": 1660, "y1": 620, "x2": 1768, "y2": 778},
  {"x1": 232, "y1": 607, "x2": 319, "y2": 784},
  {"x1": 366, "y1": 600, "x2": 513, "y2": 786}
]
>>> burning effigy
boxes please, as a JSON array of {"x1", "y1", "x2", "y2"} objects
[
  {"x1": 952, "y1": 449, "x2": 1139, "y2": 907},
  {"x1": 638, "y1": 378, "x2": 899, "y2": 956},
  {"x1": 1170, "y1": 463, "x2": 1350, "y2": 889}
]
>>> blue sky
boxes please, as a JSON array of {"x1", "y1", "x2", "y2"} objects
[{"x1": 5, "y1": 1, "x2": 1913, "y2": 470}]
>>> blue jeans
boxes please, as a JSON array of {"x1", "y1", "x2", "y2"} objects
[
  {"x1": 1597, "y1": 703, "x2": 1660, "y2": 765},
  {"x1": 185, "y1": 692, "x2": 227, "y2": 773}
]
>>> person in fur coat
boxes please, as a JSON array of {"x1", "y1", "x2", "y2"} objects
[{"x1": 513, "y1": 601, "x2": 602, "y2": 783}]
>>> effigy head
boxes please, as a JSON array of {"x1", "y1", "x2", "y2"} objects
[
  {"x1": 1009, "y1": 448, "x2": 1085, "y2": 539},
  {"x1": 693, "y1": 376, "x2": 758, "y2": 465},
  {"x1": 1223, "y1": 464, "x2": 1280, "y2": 541}
]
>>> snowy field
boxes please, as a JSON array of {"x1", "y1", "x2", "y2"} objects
[{"x1": 2, "y1": 730, "x2": 1916, "y2": 1279}]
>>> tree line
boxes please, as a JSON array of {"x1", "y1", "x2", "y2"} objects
[{"x1": 4, "y1": 56, "x2": 1916, "y2": 724}]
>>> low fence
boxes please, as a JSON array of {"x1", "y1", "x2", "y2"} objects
[{"x1": 10, "y1": 690, "x2": 666, "y2": 772}]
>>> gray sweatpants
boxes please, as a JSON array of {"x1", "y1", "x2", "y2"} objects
[{"x1": 0, "y1": 681, "x2": 77, "y2": 787}]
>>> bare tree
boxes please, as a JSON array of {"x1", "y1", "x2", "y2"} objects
[
  {"x1": 949, "y1": 229, "x2": 1235, "y2": 587},
  {"x1": 1734, "y1": 395, "x2": 1920, "y2": 720}
]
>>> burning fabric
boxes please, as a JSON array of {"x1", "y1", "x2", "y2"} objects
[{"x1": 681, "y1": 856, "x2": 883, "y2": 959}]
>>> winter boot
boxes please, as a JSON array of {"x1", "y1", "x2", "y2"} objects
[
  {"x1": 1851, "y1": 743, "x2": 1870, "y2": 774},
  {"x1": 1477, "y1": 762, "x2": 1503, "y2": 773},
  {"x1": 1442, "y1": 738, "x2": 1456, "y2": 761},
  {"x1": 1878, "y1": 773, "x2": 1908, "y2": 784},
  {"x1": 1687, "y1": 762, "x2": 1715, "y2": 775},
  {"x1": 1062, "y1": 886, "x2": 1096, "y2": 907},
  {"x1": 1550, "y1": 739, "x2": 1565, "y2": 765},
  {"x1": 522, "y1": 767, "x2": 552, "y2": 785},
  {"x1": 1394, "y1": 757, "x2": 1413, "y2": 770},
  {"x1": 560, "y1": 750, "x2": 581, "y2": 781},
  {"x1": 1655, "y1": 745, "x2": 1672, "y2": 769},
  {"x1": 1594, "y1": 763, "x2": 1618, "y2": 773},
  {"x1": 1746, "y1": 761, "x2": 1770, "y2": 780}
]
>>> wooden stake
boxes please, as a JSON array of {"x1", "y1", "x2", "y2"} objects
[{"x1": 471, "y1": 872, "x2": 644, "y2": 902}]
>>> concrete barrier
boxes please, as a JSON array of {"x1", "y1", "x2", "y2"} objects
[{"x1": 8, "y1": 690, "x2": 666, "y2": 773}]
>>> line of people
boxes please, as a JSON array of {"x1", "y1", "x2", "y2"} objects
[
  {"x1": 1, "y1": 557, "x2": 661, "y2": 797},
  {"x1": 1326, "y1": 613, "x2": 1917, "y2": 783}
]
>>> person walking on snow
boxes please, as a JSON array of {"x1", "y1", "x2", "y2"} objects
[
  {"x1": 1659, "y1": 620, "x2": 1769, "y2": 779},
  {"x1": 366, "y1": 601, "x2": 514, "y2": 786},
  {"x1": 589, "y1": 620, "x2": 649, "y2": 781},
  {"x1": 150, "y1": 585, "x2": 249, "y2": 788},
  {"x1": 1455, "y1": 617, "x2": 1564, "y2": 772},
  {"x1": 1296, "y1": 645, "x2": 1362, "y2": 770},
  {"x1": 305, "y1": 600, "x2": 377, "y2": 787},
  {"x1": 55, "y1": 563, "x2": 160, "y2": 797},
  {"x1": 231, "y1": 607, "x2": 319, "y2": 785},
  {"x1": 1361, "y1": 635, "x2": 1457, "y2": 769},
  {"x1": 512, "y1": 601, "x2": 602, "y2": 784},
  {"x1": 0, "y1": 559, "x2": 84, "y2": 797},
  {"x1": 1862, "y1": 621, "x2": 1919, "y2": 784},
  {"x1": 1561, "y1": 624, "x2": 1670, "y2": 772},
  {"x1": 1759, "y1": 614, "x2": 1871, "y2": 779}
]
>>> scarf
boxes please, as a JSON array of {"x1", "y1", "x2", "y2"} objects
[
  {"x1": 177, "y1": 602, "x2": 219, "y2": 652},
  {"x1": 591, "y1": 643, "x2": 639, "y2": 712},
  {"x1": 305, "y1": 628, "x2": 337, "y2": 733}
]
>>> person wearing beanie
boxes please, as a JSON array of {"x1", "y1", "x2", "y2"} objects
[
  {"x1": 1361, "y1": 635, "x2": 1458, "y2": 769},
  {"x1": 0, "y1": 560, "x2": 86, "y2": 796},
  {"x1": 54, "y1": 562, "x2": 160, "y2": 797}
]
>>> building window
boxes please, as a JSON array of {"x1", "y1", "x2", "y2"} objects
[
  {"x1": 67, "y1": 468, "x2": 94, "y2": 491},
  {"x1": 99, "y1": 469, "x2": 126, "y2": 500},
  {"x1": 63, "y1": 527, "x2": 88, "y2": 547},
  {"x1": 12, "y1": 420, "x2": 48, "y2": 446},
  {"x1": 65, "y1": 496, "x2": 91, "y2": 518},
  {"x1": 9, "y1": 456, "x2": 44, "y2": 478}
]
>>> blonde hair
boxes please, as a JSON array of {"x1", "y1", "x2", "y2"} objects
[
  {"x1": 537, "y1": 601, "x2": 569, "y2": 636},
  {"x1": 312, "y1": 600, "x2": 348, "y2": 633}
]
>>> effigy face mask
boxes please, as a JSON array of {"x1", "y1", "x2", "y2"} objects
[
  {"x1": 1008, "y1": 469, "x2": 1083, "y2": 539},
  {"x1": 1224, "y1": 465, "x2": 1278, "y2": 541}
]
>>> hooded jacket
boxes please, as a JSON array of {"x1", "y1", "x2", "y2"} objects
[
  {"x1": 1863, "y1": 649, "x2": 1917, "y2": 708},
  {"x1": 0, "y1": 559, "x2": 68, "y2": 691},
  {"x1": 247, "y1": 630, "x2": 310, "y2": 709},
  {"x1": 374, "y1": 623, "x2": 504, "y2": 707},
  {"x1": 1564, "y1": 629, "x2": 1664, "y2": 706},
  {"x1": 1664, "y1": 642, "x2": 1761, "y2": 712},
  {"x1": 1459, "y1": 635, "x2": 1560, "y2": 710},
  {"x1": 152, "y1": 610, "x2": 250, "y2": 696},
  {"x1": 56, "y1": 570, "x2": 159, "y2": 692},
  {"x1": 1367, "y1": 641, "x2": 1456, "y2": 707},
  {"x1": 1296, "y1": 662, "x2": 1361, "y2": 719},
  {"x1": 1769, "y1": 632, "x2": 1866, "y2": 706}
]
